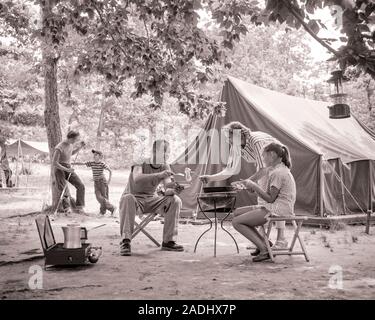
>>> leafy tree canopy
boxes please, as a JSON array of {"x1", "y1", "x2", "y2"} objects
[{"x1": 1, "y1": 0, "x2": 375, "y2": 118}]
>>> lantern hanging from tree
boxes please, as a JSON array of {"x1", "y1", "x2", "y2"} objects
[{"x1": 327, "y1": 70, "x2": 351, "y2": 119}]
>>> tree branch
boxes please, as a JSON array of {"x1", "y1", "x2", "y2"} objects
[
  {"x1": 91, "y1": 1, "x2": 128, "y2": 58},
  {"x1": 143, "y1": 19, "x2": 150, "y2": 45},
  {"x1": 280, "y1": 0, "x2": 340, "y2": 57}
]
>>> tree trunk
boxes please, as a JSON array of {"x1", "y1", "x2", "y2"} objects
[
  {"x1": 42, "y1": 0, "x2": 63, "y2": 210},
  {"x1": 96, "y1": 102, "x2": 105, "y2": 149},
  {"x1": 365, "y1": 80, "x2": 373, "y2": 111}
]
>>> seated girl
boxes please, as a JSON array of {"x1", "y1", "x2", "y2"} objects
[{"x1": 231, "y1": 142, "x2": 296, "y2": 262}]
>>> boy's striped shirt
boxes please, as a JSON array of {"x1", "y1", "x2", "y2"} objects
[{"x1": 85, "y1": 161, "x2": 109, "y2": 181}]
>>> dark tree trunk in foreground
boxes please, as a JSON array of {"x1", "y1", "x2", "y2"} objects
[{"x1": 42, "y1": 0, "x2": 63, "y2": 210}]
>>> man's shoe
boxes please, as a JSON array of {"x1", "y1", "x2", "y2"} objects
[
  {"x1": 161, "y1": 241, "x2": 184, "y2": 252},
  {"x1": 252, "y1": 252, "x2": 271, "y2": 262},
  {"x1": 120, "y1": 239, "x2": 131, "y2": 256},
  {"x1": 251, "y1": 240, "x2": 273, "y2": 256}
]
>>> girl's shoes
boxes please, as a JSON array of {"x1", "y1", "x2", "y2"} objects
[
  {"x1": 252, "y1": 252, "x2": 271, "y2": 262},
  {"x1": 251, "y1": 240, "x2": 273, "y2": 256}
]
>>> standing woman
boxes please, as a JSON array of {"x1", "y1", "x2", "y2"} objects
[
  {"x1": 199, "y1": 121, "x2": 289, "y2": 250},
  {"x1": 231, "y1": 143, "x2": 296, "y2": 262}
]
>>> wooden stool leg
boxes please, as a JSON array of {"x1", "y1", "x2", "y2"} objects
[
  {"x1": 134, "y1": 222, "x2": 161, "y2": 247},
  {"x1": 132, "y1": 214, "x2": 154, "y2": 237},
  {"x1": 132, "y1": 213, "x2": 161, "y2": 247},
  {"x1": 297, "y1": 233, "x2": 310, "y2": 262},
  {"x1": 266, "y1": 221, "x2": 272, "y2": 238},
  {"x1": 289, "y1": 220, "x2": 300, "y2": 252},
  {"x1": 260, "y1": 225, "x2": 274, "y2": 262},
  {"x1": 266, "y1": 217, "x2": 310, "y2": 262}
]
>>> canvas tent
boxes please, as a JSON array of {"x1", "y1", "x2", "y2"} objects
[
  {"x1": 4, "y1": 139, "x2": 49, "y2": 187},
  {"x1": 172, "y1": 76, "x2": 375, "y2": 217},
  {"x1": 6, "y1": 139, "x2": 49, "y2": 158}
]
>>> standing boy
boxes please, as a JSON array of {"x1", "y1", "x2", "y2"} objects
[{"x1": 86, "y1": 149, "x2": 116, "y2": 216}]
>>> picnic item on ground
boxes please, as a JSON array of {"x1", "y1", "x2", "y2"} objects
[{"x1": 35, "y1": 215, "x2": 103, "y2": 269}]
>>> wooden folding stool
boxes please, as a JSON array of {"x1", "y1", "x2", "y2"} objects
[{"x1": 260, "y1": 216, "x2": 310, "y2": 262}]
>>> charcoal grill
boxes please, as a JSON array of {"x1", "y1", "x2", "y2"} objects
[{"x1": 194, "y1": 186, "x2": 239, "y2": 257}]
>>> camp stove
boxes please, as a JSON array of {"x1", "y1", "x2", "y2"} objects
[{"x1": 35, "y1": 215, "x2": 102, "y2": 269}]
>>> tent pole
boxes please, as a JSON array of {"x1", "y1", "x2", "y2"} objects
[
  {"x1": 19, "y1": 140, "x2": 24, "y2": 187},
  {"x1": 366, "y1": 160, "x2": 373, "y2": 234},
  {"x1": 15, "y1": 139, "x2": 20, "y2": 188},
  {"x1": 194, "y1": 113, "x2": 218, "y2": 218},
  {"x1": 26, "y1": 157, "x2": 31, "y2": 189},
  {"x1": 202, "y1": 113, "x2": 218, "y2": 177},
  {"x1": 338, "y1": 160, "x2": 347, "y2": 215},
  {"x1": 20, "y1": 141, "x2": 24, "y2": 174},
  {"x1": 318, "y1": 155, "x2": 324, "y2": 217},
  {"x1": 370, "y1": 160, "x2": 373, "y2": 213}
]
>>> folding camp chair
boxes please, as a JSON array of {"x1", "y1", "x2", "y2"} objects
[
  {"x1": 132, "y1": 212, "x2": 161, "y2": 247},
  {"x1": 260, "y1": 216, "x2": 310, "y2": 262}
]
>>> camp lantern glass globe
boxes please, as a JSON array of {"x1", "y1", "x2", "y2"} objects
[{"x1": 327, "y1": 70, "x2": 351, "y2": 119}]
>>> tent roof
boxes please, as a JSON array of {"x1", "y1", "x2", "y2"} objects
[
  {"x1": 227, "y1": 76, "x2": 375, "y2": 162},
  {"x1": 6, "y1": 139, "x2": 49, "y2": 156}
]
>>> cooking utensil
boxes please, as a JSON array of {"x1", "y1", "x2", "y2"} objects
[
  {"x1": 80, "y1": 224, "x2": 106, "y2": 245},
  {"x1": 178, "y1": 183, "x2": 191, "y2": 189},
  {"x1": 203, "y1": 186, "x2": 235, "y2": 193},
  {"x1": 174, "y1": 173, "x2": 185, "y2": 176},
  {"x1": 88, "y1": 246, "x2": 103, "y2": 263},
  {"x1": 62, "y1": 224, "x2": 82, "y2": 249},
  {"x1": 88, "y1": 224, "x2": 106, "y2": 231}
]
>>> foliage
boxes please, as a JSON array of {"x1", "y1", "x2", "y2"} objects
[
  {"x1": 23, "y1": 0, "x2": 258, "y2": 118},
  {"x1": 252, "y1": 0, "x2": 375, "y2": 79},
  {"x1": 0, "y1": 26, "x2": 44, "y2": 131},
  {"x1": 346, "y1": 68, "x2": 375, "y2": 131},
  {"x1": 1, "y1": 0, "x2": 375, "y2": 165},
  {"x1": 2, "y1": 0, "x2": 375, "y2": 114},
  {"x1": 0, "y1": 0, "x2": 30, "y2": 41}
]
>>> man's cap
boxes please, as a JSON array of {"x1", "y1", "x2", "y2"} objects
[{"x1": 92, "y1": 149, "x2": 103, "y2": 156}]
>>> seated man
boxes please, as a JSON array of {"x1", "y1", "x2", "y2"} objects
[{"x1": 119, "y1": 139, "x2": 184, "y2": 256}]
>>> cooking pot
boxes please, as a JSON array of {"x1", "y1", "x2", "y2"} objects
[
  {"x1": 203, "y1": 186, "x2": 235, "y2": 193},
  {"x1": 62, "y1": 224, "x2": 82, "y2": 249}
]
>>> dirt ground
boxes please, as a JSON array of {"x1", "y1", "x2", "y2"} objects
[{"x1": 1, "y1": 165, "x2": 375, "y2": 300}]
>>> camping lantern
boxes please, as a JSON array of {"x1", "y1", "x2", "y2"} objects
[{"x1": 327, "y1": 70, "x2": 351, "y2": 119}]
